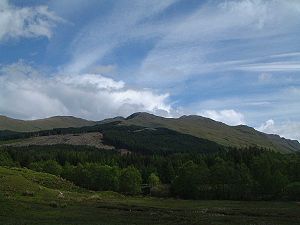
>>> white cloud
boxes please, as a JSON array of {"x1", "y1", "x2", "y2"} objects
[
  {"x1": 0, "y1": 0, "x2": 62, "y2": 41},
  {"x1": 55, "y1": 0, "x2": 300, "y2": 83},
  {"x1": 137, "y1": 0, "x2": 300, "y2": 86},
  {"x1": 87, "y1": 64, "x2": 117, "y2": 75},
  {"x1": 238, "y1": 61, "x2": 300, "y2": 72},
  {"x1": 57, "y1": 73, "x2": 125, "y2": 91},
  {"x1": 258, "y1": 73, "x2": 272, "y2": 82},
  {"x1": 270, "y1": 52, "x2": 300, "y2": 58},
  {"x1": 257, "y1": 119, "x2": 300, "y2": 141},
  {"x1": 0, "y1": 62, "x2": 171, "y2": 120},
  {"x1": 198, "y1": 109, "x2": 245, "y2": 126},
  {"x1": 63, "y1": 0, "x2": 178, "y2": 74},
  {"x1": 257, "y1": 119, "x2": 275, "y2": 131}
]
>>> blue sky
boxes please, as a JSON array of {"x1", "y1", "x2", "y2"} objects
[{"x1": 0, "y1": 0, "x2": 300, "y2": 140}]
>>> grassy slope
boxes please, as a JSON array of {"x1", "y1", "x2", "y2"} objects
[
  {"x1": 0, "y1": 166, "x2": 299, "y2": 225},
  {"x1": 123, "y1": 113, "x2": 298, "y2": 153},
  {"x1": 0, "y1": 115, "x2": 96, "y2": 132},
  {"x1": 1, "y1": 113, "x2": 299, "y2": 153}
]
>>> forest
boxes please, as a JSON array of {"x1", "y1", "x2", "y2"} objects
[{"x1": 1, "y1": 144, "x2": 299, "y2": 201}]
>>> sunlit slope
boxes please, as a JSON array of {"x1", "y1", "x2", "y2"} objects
[
  {"x1": 1, "y1": 112, "x2": 299, "y2": 153},
  {"x1": 0, "y1": 115, "x2": 96, "y2": 132},
  {"x1": 122, "y1": 112, "x2": 300, "y2": 153},
  {"x1": 0, "y1": 166, "x2": 81, "y2": 199}
]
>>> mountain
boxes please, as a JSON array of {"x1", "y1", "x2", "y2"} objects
[
  {"x1": 0, "y1": 115, "x2": 96, "y2": 132},
  {"x1": 1, "y1": 113, "x2": 299, "y2": 153},
  {"x1": 122, "y1": 112, "x2": 300, "y2": 153},
  {"x1": 97, "y1": 116, "x2": 125, "y2": 124},
  {"x1": 266, "y1": 133, "x2": 300, "y2": 153}
]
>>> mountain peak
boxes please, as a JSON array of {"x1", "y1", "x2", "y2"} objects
[
  {"x1": 179, "y1": 115, "x2": 209, "y2": 120},
  {"x1": 126, "y1": 112, "x2": 158, "y2": 120}
]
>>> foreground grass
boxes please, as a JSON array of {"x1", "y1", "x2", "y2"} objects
[{"x1": 0, "y1": 167, "x2": 299, "y2": 225}]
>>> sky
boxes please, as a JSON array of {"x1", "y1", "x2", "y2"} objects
[{"x1": 0, "y1": 0, "x2": 300, "y2": 141}]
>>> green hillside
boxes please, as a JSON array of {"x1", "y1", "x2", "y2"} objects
[
  {"x1": 0, "y1": 115, "x2": 96, "y2": 132},
  {"x1": 102, "y1": 125, "x2": 222, "y2": 154},
  {"x1": 0, "y1": 166, "x2": 80, "y2": 195},
  {"x1": 122, "y1": 113, "x2": 300, "y2": 153},
  {"x1": 1, "y1": 112, "x2": 299, "y2": 153}
]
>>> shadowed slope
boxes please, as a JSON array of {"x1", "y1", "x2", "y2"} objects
[{"x1": 122, "y1": 112, "x2": 300, "y2": 153}]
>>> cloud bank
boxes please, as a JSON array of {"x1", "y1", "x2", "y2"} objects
[
  {"x1": 199, "y1": 109, "x2": 246, "y2": 126},
  {"x1": 0, "y1": 62, "x2": 171, "y2": 120},
  {"x1": 0, "y1": 0, "x2": 62, "y2": 41},
  {"x1": 257, "y1": 119, "x2": 300, "y2": 141}
]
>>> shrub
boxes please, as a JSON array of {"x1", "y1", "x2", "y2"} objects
[
  {"x1": 30, "y1": 160, "x2": 62, "y2": 176},
  {"x1": 172, "y1": 161, "x2": 209, "y2": 199},
  {"x1": 60, "y1": 202, "x2": 67, "y2": 208},
  {"x1": 148, "y1": 173, "x2": 160, "y2": 188},
  {"x1": 119, "y1": 166, "x2": 142, "y2": 195},
  {"x1": 285, "y1": 182, "x2": 300, "y2": 200},
  {"x1": 22, "y1": 191, "x2": 34, "y2": 197},
  {"x1": 49, "y1": 201, "x2": 59, "y2": 208},
  {"x1": 150, "y1": 184, "x2": 170, "y2": 197}
]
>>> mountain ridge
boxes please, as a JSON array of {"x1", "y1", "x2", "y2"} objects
[
  {"x1": 0, "y1": 112, "x2": 299, "y2": 153},
  {"x1": 0, "y1": 115, "x2": 96, "y2": 132},
  {"x1": 121, "y1": 112, "x2": 299, "y2": 153}
]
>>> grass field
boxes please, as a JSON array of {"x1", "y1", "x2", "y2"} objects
[{"x1": 0, "y1": 166, "x2": 299, "y2": 225}]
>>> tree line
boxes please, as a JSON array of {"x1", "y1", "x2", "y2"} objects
[
  {"x1": 0, "y1": 124, "x2": 223, "y2": 154},
  {"x1": 0, "y1": 145, "x2": 299, "y2": 200}
]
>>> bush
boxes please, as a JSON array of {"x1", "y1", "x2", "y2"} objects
[
  {"x1": 172, "y1": 161, "x2": 209, "y2": 199},
  {"x1": 148, "y1": 173, "x2": 160, "y2": 188},
  {"x1": 0, "y1": 151, "x2": 15, "y2": 167},
  {"x1": 60, "y1": 202, "x2": 67, "y2": 208},
  {"x1": 22, "y1": 191, "x2": 34, "y2": 197},
  {"x1": 285, "y1": 182, "x2": 300, "y2": 200},
  {"x1": 49, "y1": 201, "x2": 59, "y2": 208},
  {"x1": 150, "y1": 184, "x2": 170, "y2": 197},
  {"x1": 87, "y1": 164, "x2": 119, "y2": 191},
  {"x1": 30, "y1": 160, "x2": 62, "y2": 176},
  {"x1": 119, "y1": 166, "x2": 142, "y2": 195}
]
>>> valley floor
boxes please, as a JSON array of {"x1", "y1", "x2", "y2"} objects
[{"x1": 1, "y1": 197, "x2": 300, "y2": 225}]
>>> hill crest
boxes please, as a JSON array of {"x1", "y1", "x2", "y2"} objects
[
  {"x1": 0, "y1": 115, "x2": 96, "y2": 132},
  {"x1": 1, "y1": 113, "x2": 299, "y2": 153}
]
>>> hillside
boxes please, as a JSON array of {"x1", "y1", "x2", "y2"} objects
[
  {"x1": 0, "y1": 167, "x2": 81, "y2": 196},
  {"x1": 122, "y1": 112, "x2": 300, "y2": 153},
  {"x1": 0, "y1": 115, "x2": 96, "y2": 132},
  {"x1": 3, "y1": 132, "x2": 115, "y2": 150},
  {"x1": 102, "y1": 125, "x2": 222, "y2": 154},
  {"x1": 1, "y1": 113, "x2": 299, "y2": 153}
]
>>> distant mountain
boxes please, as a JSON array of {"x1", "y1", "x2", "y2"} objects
[
  {"x1": 1, "y1": 112, "x2": 299, "y2": 153},
  {"x1": 97, "y1": 116, "x2": 125, "y2": 124},
  {"x1": 122, "y1": 112, "x2": 300, "y2": 153},
  {"x1": 0, "y1": 115, "x2": 96, "y2": 132},
  {"x1": 266, "y1": 133, "x2": 300, "y2": 153}
]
